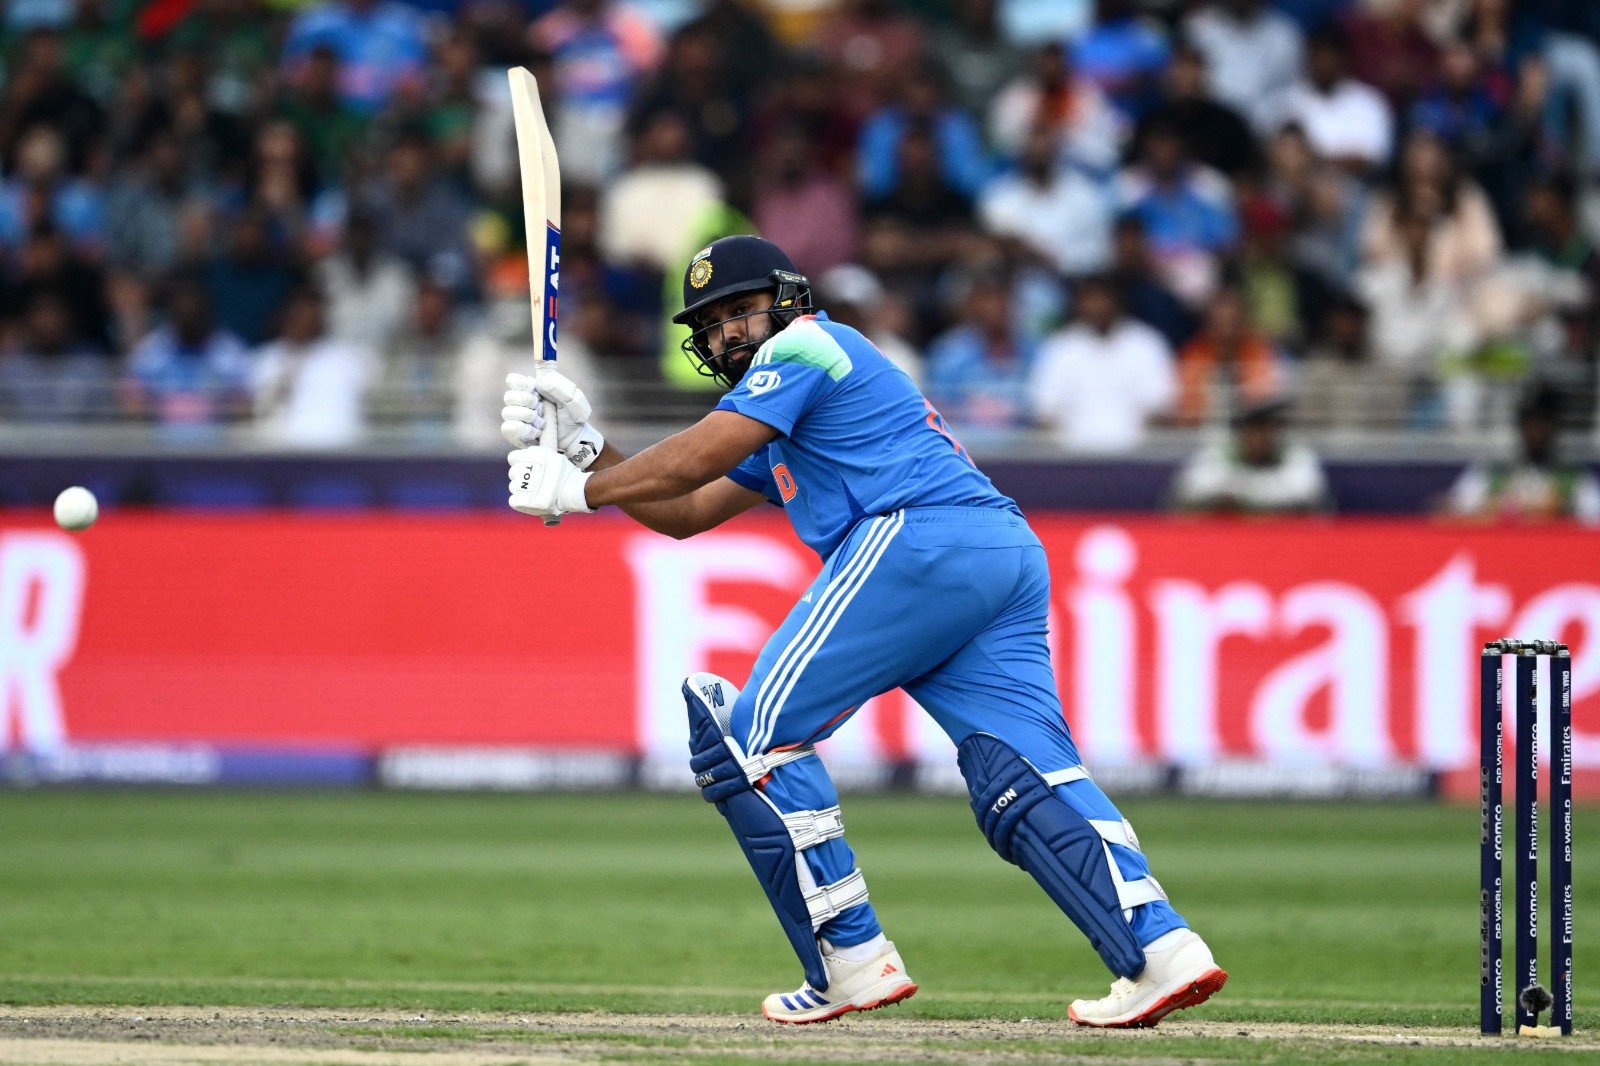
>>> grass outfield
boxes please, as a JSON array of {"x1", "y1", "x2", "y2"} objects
[{"x1": 0, "y1": 789, "x2": 1594, "y2": 1063}]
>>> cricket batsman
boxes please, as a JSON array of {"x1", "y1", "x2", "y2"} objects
[{"x1": 502, "y1": 236, "x2": 1226, "y2": 1027}]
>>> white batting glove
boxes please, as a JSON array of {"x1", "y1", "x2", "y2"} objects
[
  {"x1": 508, "y1": 447, "x2": 594, "y2": 517},
  {"x1": 502, "y1": 370, "x2": 605, "y2": 470}
]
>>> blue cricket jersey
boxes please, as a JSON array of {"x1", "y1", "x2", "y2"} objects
[{"x1": 718, "y1": 312, "x2": 1019, "y2": 559}]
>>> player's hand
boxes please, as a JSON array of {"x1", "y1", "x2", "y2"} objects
[
  {"x1": 502, "y1": 370, "x2": 604, "y2": 469},
  {"x1": 508, "y1": 447, "x2": 594, "y2": 517}
]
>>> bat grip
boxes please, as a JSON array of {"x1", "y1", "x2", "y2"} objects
[{"x1": 537, "y1": 368, "x2": 561, "y2": 528}]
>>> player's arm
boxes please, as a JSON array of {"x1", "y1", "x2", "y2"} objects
[
  {"x1": 586, "y1": 438, "x2": 771, "y2": 539},
  {"x1": 584, "y1": 410, "x2": 778, "y2": 509}
]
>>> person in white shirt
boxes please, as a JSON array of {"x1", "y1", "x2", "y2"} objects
[
  {"x1": 1183, "y1": 0, "x2": 1303, "y2": 133},
  {"x1": 1446, "y1": 386, "x2": 1600, "y2": 525},
  {"x1": 599, "y1": 110, "x2": 724, "y2": 274},
  {"x1": 253, "y1": 287, "x2": 375, "y2": 449},
  {"x1": 979, "y1": 124, "x2": 1113, "y2": 277},
  {"x1": 317, "y1": 212, "x2": 417, "y2": 354},
  {"x1": 1274, "y1": 29, "x2": 1393, "y2": 173},
  {"x1": 1028, "y1": 274, "x2": 1177, "y2": 452},
  {"x1": 1171, "y1": 397, "x2": 1331, "y2": 514}
]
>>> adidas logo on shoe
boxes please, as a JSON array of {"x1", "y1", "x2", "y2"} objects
[{"x1": 880, "y1": 963, "x2": 899, "y2": 977}]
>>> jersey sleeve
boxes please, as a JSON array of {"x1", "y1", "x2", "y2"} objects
[
  {"x1": 714, "y1": 321, "x2": 850, "y2": 437},
  {"x1": 726, "y1": 450, "x2": 784, "y2": 506}
]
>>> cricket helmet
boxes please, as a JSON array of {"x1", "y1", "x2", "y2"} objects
[{"x1": 672, "y1": 235, "x2": 813, "y2": 387}]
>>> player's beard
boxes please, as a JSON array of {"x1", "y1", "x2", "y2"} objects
[{"x1": 713, "y1": 316, "x2": 775, "y2": 387}]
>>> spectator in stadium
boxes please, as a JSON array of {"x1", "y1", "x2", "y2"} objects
[
  {"x1": 1340, "y1": 0, "x2": 1440, "y2": 108},
  {"x1": 978, "y1": 124, "x2": 1112, "y2": 278},
  {"x1": 1298, "y1": 294, "x2": 1410, "y2": 430},
  {"x1": 317, "y1": 210, "x2": 416, "y2": 356},
  {"x1": 1028, "y1": 273, "x2": 1177, "y2": 451},
  {"x1": 366, "y1": 278, "x2": 459, "y2": 440},
  {"x1": 1115, "y1": 117, "x2": 1237, "y2": 305},
  {"x1": 858, "y1": 64, "x2": 991, "y2": 202},
  {"x1": 352, "y1": 129, "x2": 477, "y2": 299},
  {"x1": 421, "y1": 29, "x2": 485, "y2": 190},
  {"x1": 675, "y1": 0, "x2": 781, "y2": 102},
  {"x1": 1106, "y1": 213, "x2": 1195, "y2": 350},
  {"x1": 234, "y1": 119, "x2": 323, "y2": 247},
  {"x1": 5, "y1": 224, "x2": 111, "y2": 350},
  {"x1": 280, "y1": 0, "x2": 429, "y2": 116},
  {"x1": 533, "y1": 0, "x2": 664, "y2": 183},
  {"x1": 0, "y1": 29, "x2": 103, "y2": 174},
  {"x1": 1264, "y1": 124, "x2": 1366, "y2": 297},
  {"x1": 253, "y1": 285, "x2": 374, "y2": 448},
  {"x1": 1356, "y1": 206, "x2": 1477, "y2": 424},
  {"x1": 752, "y1": 124, "x2": 858, "y2": 279},
  {"x1": 929, "y1": 0, "x2": 1025, "y2": 118},
  {"x1": 1444, "y1": 384, "x2": 1600, "y2": 523},
  {"x1": 1183, "y1": 0, "x2": 1304, "y2": 134},
  {"x1": 0, "y1": 124, "x2": 104, "y2": 256},
  {"x1": 600, "y1": 109, "x2": 724, "y2": 276},
  {"x1": 1274, "y1": 28, "x2": 1394, "y2": 173},
  {"x1": 1173, "y1": 283, "x2": 1286, "y2": 426},
  {"x1": 276, "y1": 45, "x2": 366, "y2": 188},
  {"x1": 816, "y1": 0, "x2": 927, "y2": 120},
  {"x1": 1170, "y1": 396, "x2": 1331, "y2": 514},
  {"x1": 0, "y1": 292, "x2": 111, "y2": 421},
  {"x1": 629, "y1": 24, "x2": 752, "y2": 179},
  {"x1": 748, "y1": 53, "x2": 859, "y2": 177},
  {"x1": 1522, "y1": 173, "x2": 1600, "y2": 323},
  {"x1": 989, "y1": 42, "x2": 1124, "y2": 174},
  {"x1": 164, "y1": 0, "x2": 274, "y2": 118},
  {"x1": 1361, "y1": 130, "x2": 1502, "y2": 286},
  {"x1": 1408, "y1": 36, "x2": 1504, "y2": 161},
  {"x1": 1236, "y1": 194, "x2": 1317, "y2": 348},
  {"x1": 861, "y1": 120, "x2": 978, "y2": 326},
  {"x1": 204, "y1": 209, "x2": 302, "y2": 348},
  {"x1": 160, "y1": 50, "x2": 251, "y2": 187},
  {"x1": 926, "y1": 270, "x2": 1038, "y2": 429},
  {"x1": 104, "y1": 129, "x2": 204, "y2": 276},
  {"x1": 1070, "y1": 0, "x2": 1170, "y2": 120},
  {"x1": 122, "y1": 275, "x2": 252, "y2": 433},
  {"x1": 1131, "y1": 42, "x2": 1260, "y2": 181}
]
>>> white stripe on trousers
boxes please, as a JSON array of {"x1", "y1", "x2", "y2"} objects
[
  {"x1": 744, "y1": 513, "x2": 897, "y2": 753},
  {"x1": 748, "y1": 510, "x2": 905, "y2": 754}
]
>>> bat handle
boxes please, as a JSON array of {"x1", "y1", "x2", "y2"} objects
[{"x1": 537, "y1": 364, "x2": 561, "y2": 527}]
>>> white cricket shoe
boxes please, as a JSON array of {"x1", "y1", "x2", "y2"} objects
[
  {"x1": 1068, "y1": 929, "x2": 1227, "y2": 1028},
  {"x1": 760, "y1": 939, "x2": 918, "y2": 1024}
]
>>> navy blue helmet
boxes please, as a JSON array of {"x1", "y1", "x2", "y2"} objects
[{"x1": 672, "y1": 235, "x2": 813, "y2": 388}]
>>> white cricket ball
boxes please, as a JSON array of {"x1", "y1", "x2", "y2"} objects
[{"x1": 54, "y1": 486, "x2": 98, "y2": 531}]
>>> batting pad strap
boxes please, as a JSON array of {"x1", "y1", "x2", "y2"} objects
[
  {"x1": 782, "y1": 806, "x2": 846, "y2": 851},
  {"x1": 742, "y1": 746, "x2": 817, "y2": 783},
  {"x1": 804, "y1": 868, "x2": 869, "y2": 928},
  {"x1": 1089, "y1": 819, "x2": 1166, "y2": 910},
  {"x1": 1043, "y1": 767, "x2": 1090, "y2": 786}
]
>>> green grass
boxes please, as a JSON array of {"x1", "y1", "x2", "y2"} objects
[{"x1": 0, "y1": 790, "x2": 1594, "y2": 1062}]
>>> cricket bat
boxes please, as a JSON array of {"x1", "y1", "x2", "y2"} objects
[{"x1": 508, "y1": 67, "x2": 562, "y2": 526}]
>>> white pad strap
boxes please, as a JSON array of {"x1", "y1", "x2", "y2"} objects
[
  {"x1": 1042, "y1": 766, "x2": 1090, "y2": 786},
  {"x1": 783, "y1": 806, "x2": 846, "y2": 851},
  {"x1": 740, "y1": 745, "x2": 817, "y2": 783},
  {"x1": 804, "y1": 868, "x2": 869, "y2": 928},
  {"x1": 1090, "y1": 818, "x2": 1168, "y2": 910}
]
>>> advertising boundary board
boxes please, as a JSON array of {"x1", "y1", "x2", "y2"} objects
[{"x1": 0, "y1": 511, "x2": 1594, "y2": 799}]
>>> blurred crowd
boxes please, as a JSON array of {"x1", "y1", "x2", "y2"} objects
[{"x1": 2, "y1": 0, "x2": 1600, "y2": 509}]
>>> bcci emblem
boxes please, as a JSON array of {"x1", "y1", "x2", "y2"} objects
[{"x1": 689, "y1": 258, "x2": 714, "y2": 289}]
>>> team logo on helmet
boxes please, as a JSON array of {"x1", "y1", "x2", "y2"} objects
[{"x1": 689, "y1": 258, "x2": 714, "y2": 289}]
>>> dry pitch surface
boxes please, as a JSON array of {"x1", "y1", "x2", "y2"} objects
[{"x1": 2, "y1": 1005, "x2": 1597, "y2": 1065}]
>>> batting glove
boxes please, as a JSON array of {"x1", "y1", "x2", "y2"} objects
[
  {"x1": 502, "y1": 369, "x2": 605, "y2": 470},
  {"x1": 508, "y1": 447, "x2": 594, "y2": 517}
]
